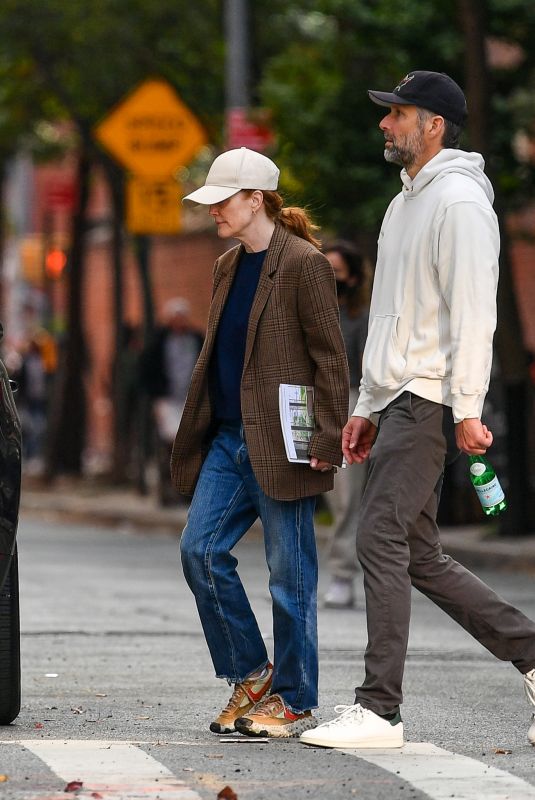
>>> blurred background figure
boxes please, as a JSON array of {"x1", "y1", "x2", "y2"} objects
[
  {"x1": 15, "y1": 329, "x2": 58, "y2": 475},
  {"x1": 141, "y1": 298, "x2": 203, "y2": 506},
  {"x1": 323, "y1": 241, "x2": 371, "y2": 608}
]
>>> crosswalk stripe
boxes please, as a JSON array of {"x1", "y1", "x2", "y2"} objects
[
  {"x1": 341, "y1": 742, "x2": 535, "y2": 799},
  {"x1": 20, "y1": 740, "x2": 202, "y2": 800}
]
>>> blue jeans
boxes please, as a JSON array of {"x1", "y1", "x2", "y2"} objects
[{"x1": 180, "y1": 422, "x2": 318, "y2": 712}]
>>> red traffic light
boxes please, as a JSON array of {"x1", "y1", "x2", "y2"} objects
[{"x1": 45, "y1": 248, "x2": 67, "y2": 279}]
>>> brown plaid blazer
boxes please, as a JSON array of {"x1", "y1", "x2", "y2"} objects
[{"x1": 170, "y1": 223, "x2": 349, "y2": 501}]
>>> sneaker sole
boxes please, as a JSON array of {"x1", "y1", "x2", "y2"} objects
[
  {"x1": 300, "y1": 732, "x2": 404, "y2": 749},
  {"x1": 235, "y1": 716, "x2": 317, "y2": 739},
  {"x1": 209, "y1": 722, "x2": 236, "y2": 734}
]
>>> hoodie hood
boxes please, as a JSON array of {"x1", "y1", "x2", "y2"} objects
[{"x1": 400, "y1": 149, "x2": 494, "y2": 203}]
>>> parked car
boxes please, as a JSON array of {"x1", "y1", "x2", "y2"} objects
[{"x1": 0, "y1": 327, "x2": 22, "y2": 724}]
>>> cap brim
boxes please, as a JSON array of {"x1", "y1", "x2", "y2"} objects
[
  {"x1": 368, "y1": 90, "x2": 412, "y2": 108},
  {"x1": 182, "y1": 184, "x2": 240, "y2": 205}
]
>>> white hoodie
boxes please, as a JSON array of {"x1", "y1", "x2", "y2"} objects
[{"x1": 354, "y1": 149, "x2": 500, "y2": 424}]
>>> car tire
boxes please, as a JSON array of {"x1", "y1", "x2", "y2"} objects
[{"x1": 0, "y1": 546, "x2": 20, "y2": 724}]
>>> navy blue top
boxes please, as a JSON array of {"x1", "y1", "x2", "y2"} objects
[{"x1": 210, "y1": 248, "x2": 267, "y2": 421}]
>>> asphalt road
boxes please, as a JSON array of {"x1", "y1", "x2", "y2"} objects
[{"x1": 1, "y1": 515, "x2": 534, "y2": 799}]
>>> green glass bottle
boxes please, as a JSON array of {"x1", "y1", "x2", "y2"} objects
[{"x1": 468, "y1": 455, "x2": 507, "y2": 516}]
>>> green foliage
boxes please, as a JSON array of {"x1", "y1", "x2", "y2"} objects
[
  {"x1": 257, "y1": 0, "x2": 535, "y2": 235},
  {"x1": 0, "y1": 0, "x2": 535, "y2": 237},
  {"x1": 0, "y1": 0, "x2": 224, "y2": 157}
]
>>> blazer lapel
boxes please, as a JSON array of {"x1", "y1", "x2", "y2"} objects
[{"x1": 243, "y1": 224, "x2": 288, "y2": 373}]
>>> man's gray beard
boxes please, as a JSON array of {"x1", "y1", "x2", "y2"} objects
[
  {"x1": 383, "y1": 127, "x2": 424, "y2": 169},
  {"x1": 384, "y1": 147, "x2": 403, "y2": 166}
]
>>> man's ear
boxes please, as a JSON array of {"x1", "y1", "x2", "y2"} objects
[{"x1": 428, "y1": 115, "x2": 446, "y2": 142}]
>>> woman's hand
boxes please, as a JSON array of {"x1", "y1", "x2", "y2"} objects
[{"x1": 310, "y1": 457, "x2": 333, "y2": 473}]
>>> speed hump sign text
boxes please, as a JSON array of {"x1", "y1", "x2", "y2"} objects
[{"x1": 94, "y1": 79, "x2": 207, "y2": 177}]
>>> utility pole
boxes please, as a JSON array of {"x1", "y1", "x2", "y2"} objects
[{"x1": 224, "y1": 0, "x2": 251, "y2": 112}]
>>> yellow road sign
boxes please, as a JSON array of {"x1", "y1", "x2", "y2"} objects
[
  {"x1": 94, "y1": 79, "x2": 207, "y2": 176},
  {"x1": 126, "y1": 177, "x2": 181, "y2": 235}
]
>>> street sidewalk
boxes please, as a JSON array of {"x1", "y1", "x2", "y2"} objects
[{"x1": 20, "y1": 475, "x2": 535, "y2": 574}]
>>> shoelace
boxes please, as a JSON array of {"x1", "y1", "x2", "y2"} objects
[
  {"x1": 222, "y1": 667, "x2": 271, "y2": 714},
  {"x1": 251, "y1": 694, "x2": 285, "y2": 717},
  {"x1": 222, "y1": 684, "x2": 249, "y2": 714},
  {"x1": 319, "y1": 704, "x2": 367, "y2": 728}
]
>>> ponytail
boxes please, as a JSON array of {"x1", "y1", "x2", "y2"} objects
[
  {"x1": 279, "y1": 205, "x2": 321, "y2": 249},
  {"x1": 246, "y1": 190, "x2": 321, "y2": 248}
]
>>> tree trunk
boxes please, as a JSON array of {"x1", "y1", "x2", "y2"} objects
[
  {"x1": 44, "y1": 143, "x2": 91, "y2": 476},
  {"x1": 133, "y1": 234, "x2": 155, "y2": 495},
  {"x1": 100, "y1": 159, "x2": 129, "y2": 484}
]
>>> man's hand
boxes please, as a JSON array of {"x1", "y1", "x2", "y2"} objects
[
  {"x1": 455, "y1": 418, "x2": 493, "y2": 454},
  {"x1": 342, "y1": 416, "x2": 377, "y2": 464},
  {"x1": 310, "y1": 458, "x2": 333, "y2": 472}
]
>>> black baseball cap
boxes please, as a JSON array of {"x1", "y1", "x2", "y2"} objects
[{"x1": 368, "y1": 71, "x2": 467, "y2": 126}]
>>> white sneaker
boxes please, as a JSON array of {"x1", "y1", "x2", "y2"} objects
[
  {"x1": 324, "y1": 579, "x2": 355, "y2": 608},
  {"x1": 524, "y1": 669, "x2": 535, "y2": 745},
  {"x1": 300, "y1": 703, "x2": 404, "y2": 748},
  {"x1": 528, "y1": 714, "x2": 535, "y2": 746}
]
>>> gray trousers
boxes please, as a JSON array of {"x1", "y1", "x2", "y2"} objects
[{"x1": 355, "y1": 392, "x2": 535, "y2": 716}]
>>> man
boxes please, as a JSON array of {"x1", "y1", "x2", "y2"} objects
[{"x1": 301, "y1": 70, "x2": 535, "y2": 749}]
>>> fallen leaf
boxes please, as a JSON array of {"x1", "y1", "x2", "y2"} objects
[
  {"x1": 0, "y1": 775, "x2": 8, "y2": 782},
  {"x1": 90, "y1": 793, "x2": 103, "y2": 799},
  {"x1": 34, "y1": 722, "x2": 44, "y2": 729},
  {"x1": 217, "y1": 786, "x2": 237, "y2": 800},
  {"x1": 494, "y1": 748, "x2": 512, "y2": 755},
  {"x1": 64, "y1": 780, "x2": 83, "y2": 792}
]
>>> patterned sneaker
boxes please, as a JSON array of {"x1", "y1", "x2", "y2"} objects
[
  {"x1": 524, "y1": 668, "x2": 535, "y2": 745},
  {"x1": 300, "y1": 703, "x2": 403, "y2": 749},
  {"x1": 210, "y1": 663, "x2": 273, "y2": 734},
  {"x1": 235, "y1": 693, "x2": 317, "y2": 738}
]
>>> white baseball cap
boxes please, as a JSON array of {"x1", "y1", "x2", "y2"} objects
[{"x1": 183, "y1": 147, "x2": 280, "y2": 205}]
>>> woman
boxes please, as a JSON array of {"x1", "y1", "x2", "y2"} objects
[
  {"x1": 172, "y1": 147, "x2": 348, "y2": 738},
  {"x1": 323, "y1": 241, "x2": 371, "y2": 608}
]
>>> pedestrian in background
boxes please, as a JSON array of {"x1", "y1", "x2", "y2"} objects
[
  {"x1": 302, "y1": 70, "x2": 535, "y2": 750},
  {"x1": 323, "y1": 240, "x2": 370, "y2": 609},
  {"x1": 173, "y1": 147, "x2": 348, "y2": 738},
  {"x1": 16, "y1": 329, "x2": 57, "y2": 474},
  {"x1": 141, "y1": 298, "x2": 203, "y2": 505}
]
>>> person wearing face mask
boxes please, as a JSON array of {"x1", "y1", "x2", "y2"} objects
[
  {"x1": 172, "y1": 148, "x2": 348, "y2": 738},
  {"x1": 322, "y1": 241, "x2": 370, "y2": 608}
]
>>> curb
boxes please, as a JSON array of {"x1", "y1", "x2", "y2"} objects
[{"x1": 19, "y1": 488, "x2": 535, "y2": 574}]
